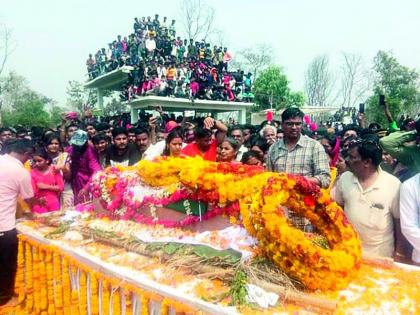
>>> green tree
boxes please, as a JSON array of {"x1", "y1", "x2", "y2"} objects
[
  {"x1": 365, "y1": 51, "x2": 419, "y2": 126},
  {"x1": 286, "y1": 91, "x2": 305, "y2": 108},
  {"x1": 66, "y1": 80, "x2": 112, "y2": 113},
  {"x1": 252, "y1": 66, "x2": 304, "y2": 111},
  {"x1": 2, "y1": 99, "x2": 51, "y2": 127},
  {"x1": 66, "y1": 80, "x2": 98, "y2": 112},
  {"x1": 49, "y1": 105, "x2": 66, "y2": 127},
  {"x1": 1, "y1": 71, "x2": 39, "y2": 109},
  {"x1": 0, "y1": 71, "x2": 58, "y2": 127},
  {"x1": 103, "y1": 97, "x2": 129, "y2": 117}
]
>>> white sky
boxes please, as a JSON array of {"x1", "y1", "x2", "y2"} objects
[{"x1": 2, "y1": 0, "x2": 420, "y2": 106}]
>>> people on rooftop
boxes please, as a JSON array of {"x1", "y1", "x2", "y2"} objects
[{"x1": 86, "y1": 14, "x2": 254, "y2": 103}]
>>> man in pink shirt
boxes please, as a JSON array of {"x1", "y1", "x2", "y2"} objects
[
  {"x1": 222, "y1": 47, "x2": 232, "y2": 71},
  {"x1": 0, "y1": 139, "x2": 34, "y2": 307}
]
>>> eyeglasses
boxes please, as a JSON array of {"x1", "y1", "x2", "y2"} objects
[
  {"x1": 348, "y1": 138, "x2": 381, "y2": 151},
  {"x1": 284, "y1": 122, "x2": 302, "y2": 127}
]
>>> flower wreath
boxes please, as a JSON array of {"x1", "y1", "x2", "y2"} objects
[{"x1": 90, "y1": 157, "x2": 361, "y2": 291}]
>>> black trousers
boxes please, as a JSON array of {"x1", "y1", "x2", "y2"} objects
[{"x1": 0, "y1": 228, "x2": 18, "y2": 305}]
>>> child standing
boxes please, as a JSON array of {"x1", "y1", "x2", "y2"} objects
[{"x1": 30, "y1": 148, "x2": 64, "y2": 214}]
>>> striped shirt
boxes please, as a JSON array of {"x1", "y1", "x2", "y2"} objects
[{"x1": 266, "y1": 135, "x2": 331, "y2": 188}]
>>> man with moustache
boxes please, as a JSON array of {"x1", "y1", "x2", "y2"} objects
[
  {"x1": 267, "y1": 107, "x2": 330, "y2": 231},
  {"x1": 105, "y1": 127, "x2": 140, "y2": 167}
]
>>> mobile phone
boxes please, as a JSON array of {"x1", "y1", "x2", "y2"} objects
[
  {"x1": 359, "y1": 103, "x2": 365, "y2": 114},
  {"x1": 151, "y1": 110, "x2": 160, "y2": 117},
  {"x1": 379, "y1": 95, "x2": 385, "y2": 106},
  {"x1": 184, "y1": 110, "x2": 195, "y2": 118}
]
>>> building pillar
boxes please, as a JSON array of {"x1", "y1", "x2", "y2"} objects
[
  {"x1": 97, "y1": 88, "x2": 104, "y2": 113},
  {"x1": 239, "y1": 109, "x2": 247, "y2": 124},
  {"x1": 131, "y1": 106, "x2": 138, "y2": 124}
]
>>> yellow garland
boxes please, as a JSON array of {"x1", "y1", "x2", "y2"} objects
[
  {"x1": 112, "y1": 286, "x2": 121, "y2": 314},
  {"x1": 322, "y1": 166, "x2": 338, "y2": 194},
  {"x1": 90, "y1": 272, "x2": 99, "y2": 315},
  {"x1": 241, "y1": 175, "x2": 362, "y2": 291},
  {"x1": 70, "y1": 265, "x2": 80, "y2": 315},
  {"x1": 32, "y1": 245, "x2": 41, "y2": 314},
  {"x1": 13, "y1": 234, "x2": 200, "y2": 315},
  {"x1": 24, "y1": 239, "x2": 34, "y2": 313},
  {"x1": 124, "y1": 290, "x2": 133, "y2": 315},
  {"x1": 140, "y1": 294, "x2": 149, "y2": 315},
  {"x1": 15, "y1": 237, "x2": 25, "y2": 300},
  {"x1": 45, "y1": 249, "x2": 55, "y2": 315},
  {"x1": 39, "y1": 249, "x2": 48, "y2": 312},
  {"x1": 79, "y1": 271, "x2": 87, "y2": 315},
  {"x1": 129, "y1": 157, "x2": 362, "y2": 291},
  {"x1": 102, "y1": 279, "x2": 110, "y2": 315},
  {"x1": 53, "y1": 251, "x2": 64, "y2": 315},
  {"x1": 161, "y1": 297, "x2": 170, "y2": 315},
  {"x1": 62, "y1": 257, "x2": 71, "y2": 315}
]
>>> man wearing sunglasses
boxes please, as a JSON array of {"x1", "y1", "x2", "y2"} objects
[{"x1": 334, "y1": 137, "x2": 409, "y2": 260}]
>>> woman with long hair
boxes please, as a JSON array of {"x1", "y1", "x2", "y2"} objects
[
  {"x1": 320, "y1": 134, "x2": 340, "y2": 167},
  {"x1": 250, "y1": 136, "x2": 270, "y2": 165},
  {"x1": 43, "y1": 133, "x2": 74, "y2": 209},
  {"x1": 30, "y1": 147, "x2": 64, "y2": 214},
  {"x1": 162, "y1": 128, "x2": 184, "y2": 157}
]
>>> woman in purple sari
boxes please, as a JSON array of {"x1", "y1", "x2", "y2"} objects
[{"x1": 66, "y1": 130, "x2": 102, "y2": 204}]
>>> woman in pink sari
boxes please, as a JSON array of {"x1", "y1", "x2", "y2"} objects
[{"x1": 66, "y1": 130, "x2": 101, "y2": 205}]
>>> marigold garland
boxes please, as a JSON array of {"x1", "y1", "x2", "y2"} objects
[
  {"x1": 125, "y1": 290, "x2": 133, "y2": 315},
  {"x1": 102, "y1": 279, "x2": 110, "y2": 315},
  {"x1": 24, "y1": 240, "x2": 34, "y2": 313},
  {"x1": 90, "y1": 157, "x2": 362, "y2": 291},
  {"x1": 45, "y1": 249, "x2": 55, "y2": 315},
  {"x1": 39, "y1": 249, "x2": 48, "y2": 312},
  {"x1": 62, "y1": 257, "x2": 71, "y2": 315},
  {"x1": 141, "y1": 294, "x2": 149, "y2": 315},
  {"x1": 241, "y1": 175, "x2": 362, "y2": 291},
  {"x1": 70, "y1": 265, "x2": 80, "y2": 315},
  {"x1": 79, "y1": 271, "x2": 87, "y2": 315},
  {"x1": 90, "y1": 272, "x2": 99, "y2": 315},
  {"x1": 112, "y1": 286, "x2": 121, "y2": 315},
  {"x1": 53, "y1": 251, "x2": 63, "y2": 315},
  {"x1": 33, "y1": 245, "x2": 41, "y2": 314},
  {"x1": 15, "y1": 237, "x2": 25, "y2": 301},
  {"x1": 14, "y1": 235, "x2": 197, "y2": 314}
]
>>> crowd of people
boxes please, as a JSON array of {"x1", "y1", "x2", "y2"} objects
[
  {"x1": 0, "y1": 100, "x2": 419, "y2": 307},
  {"x1": 86, "y1": 14, "x2": 254, "y2": 102}
]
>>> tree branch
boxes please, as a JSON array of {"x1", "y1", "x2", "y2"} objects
[{"x1": 0, "y1": 25, "x2": 14, "y2": 77}]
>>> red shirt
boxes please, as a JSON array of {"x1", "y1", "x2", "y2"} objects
[{"x1": 181, "y1": 139, "x2": 218, "y2": 161}]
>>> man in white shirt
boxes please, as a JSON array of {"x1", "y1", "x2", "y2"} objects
[
  {"x1": 158, "y1": 76, "x2": 168, "y2": 96},
  {"x1": 334, "y1": 137, "x2": 406, "y2": 258},
  {"x1": 400, "y1": 173, "x2": 420, "y2": 264},
  {"x1": 145, "y1": 35, "x2": 156, "y2": 56},
  {"x1": 157, "y1": 64, "x2": 166, "y2": 79},
  {"x1": 0, "y1": 139, "x2": 34, "y2": 306}
]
